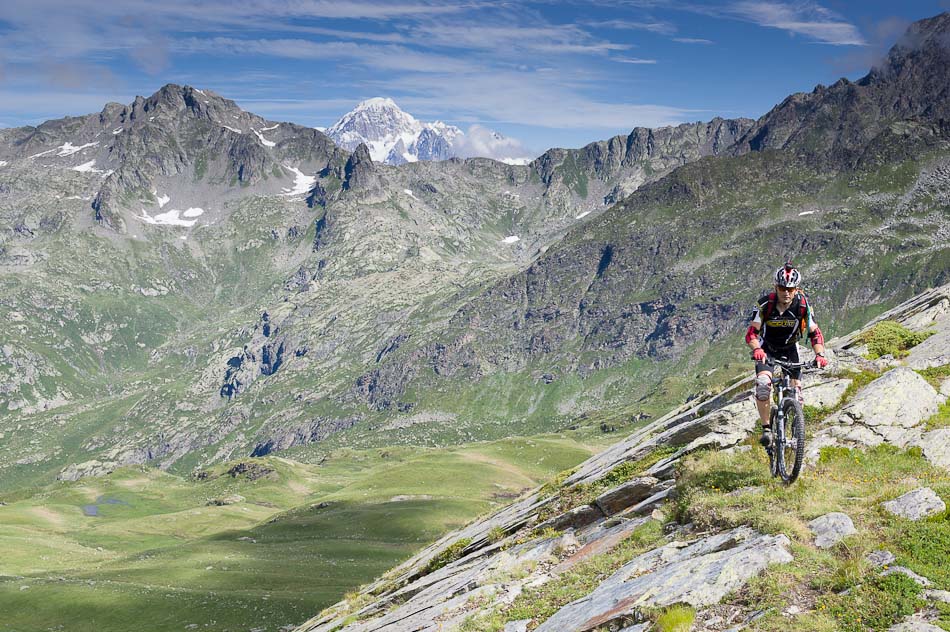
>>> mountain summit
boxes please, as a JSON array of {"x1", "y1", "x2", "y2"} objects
[
  {"x1": 325, "y1": 98, "x2": 532, "y2": 165},
  {"x1": 326, "y1": 97, "x2": 462, "y2": 165}
]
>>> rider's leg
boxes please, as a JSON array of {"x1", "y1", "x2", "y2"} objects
[
  {"x1": 755, "y1": 371, "x2": 773, "y2": 445},
  {"x1": 755, "y1": 371, "x2": 773, "y2": 423},
  {"x1": 790, "y1": 378, "x2": 804, "y2": 403}
]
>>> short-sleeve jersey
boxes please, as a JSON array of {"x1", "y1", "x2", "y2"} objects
[{"x1": 750, "y1": 294, "x2": 816, "y2": 349}]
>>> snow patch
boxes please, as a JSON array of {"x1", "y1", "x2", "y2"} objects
[
  {"x1": 156, "y1": 193, "x2": 171, "y2": 208},
  {"x1": 222, "y1": 125, "x2": 242, "y2": 134},
  {"x1": 71, "y1": 160, "x2": 111, "y2": 175},
  {"x1": 0, "y1": 161, "x2": 7, "y2": 167},
  {"x1": 194, "y1": 88, "x2": 206, "y2": 96},
  {"x1": 575, "y1": 211, "x2": 591, "y2": 220},
  {"x1": 403, "y1": 189, "x2": 416, "y2": 199},
  {"x1": 71, "y1": 160, "x2": 98, "y2": 172},
  {"x1": 260, "y1": 123, "x2": 280, "y2": 131},
  {"x1": 253, "y1": 129, "x2": 276, "y2": 147},
  {"x1": 31, "y1": 141, "x2": 101, "y2": 159},
  {"x1": 138, "y1": 209, "x2": 198, "y2": 227},
  {"x1": 112, "y1": 127, "x2": 123, "y2": 135},
  {"x1": 182, "y1": 207, "x2": 204, "y2": 218},
  {"x1": 799, "y1": 211, "x2": 816, "y2": 216},
  {"x1": 281, "y1": 166, "x2": 315, "y2": 196},
  {"x1": 502, "y1": 236, "x2": 520, "y2": 244}
]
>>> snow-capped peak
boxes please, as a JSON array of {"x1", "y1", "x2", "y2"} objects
[
  {"x1": 326, "y1": 97, "x2": 534, "y2": 166},
  {"x1": 326, "y1": 97, "x2": 462, "y2": 165},
  {"x1": 354, "y1": 97, "x2": 401, "y2": 111}
]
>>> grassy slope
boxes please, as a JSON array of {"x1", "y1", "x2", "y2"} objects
[
  {"x1": 0, "y1": 435, "x2": 593, "y2": 632},
  {"x1": 457, "y1": 360, "x2": 950, "y2": 632}
]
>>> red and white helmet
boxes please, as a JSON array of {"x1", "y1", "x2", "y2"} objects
[{"x1": 774, "y1": 262, "x2": 802, "y2": 288}]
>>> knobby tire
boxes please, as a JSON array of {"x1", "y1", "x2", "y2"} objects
[
  {"x1": 768, "y1": 406, "x2": 779, "y2": 478},
  {"x1": 779, "y1": 398, "x2": 805, "y2": 484}
]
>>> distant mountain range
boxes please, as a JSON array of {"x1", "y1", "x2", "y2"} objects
[
  {"x1": 325, "y1": 97, "x2": 531, "y2": 165},
  {"x1": 0, "y1": 12, "x2": 948, "y2": 491}
]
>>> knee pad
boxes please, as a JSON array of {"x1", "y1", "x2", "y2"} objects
[{"x1": 755, "y1": 374, "x2": 772, "y2": 401}]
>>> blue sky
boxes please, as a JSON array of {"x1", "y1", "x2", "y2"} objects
[{"x1": 0, "y1": 0, "x2": 947, "y2": 157}]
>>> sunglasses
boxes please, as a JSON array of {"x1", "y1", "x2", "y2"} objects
[{"x1": 776, "y1": 286, "x2": 797, "y2": 292}]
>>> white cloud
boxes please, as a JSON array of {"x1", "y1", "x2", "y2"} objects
[{"x1": 452, "y1": 125, "x2": 534, "y2": 163}]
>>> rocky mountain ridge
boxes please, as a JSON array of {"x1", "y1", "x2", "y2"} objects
[
  {"x1": 0, "y1": 77, "x2": 751, "y2": 485},
  {"x1": 351, "y1": 11, "x2": 950, "y2": 422},
  {"x1": 0, "y1": 12, "x2": 947, "y2": 488},
  {"x1": 297, "y1": 281, "x2": 950, "y2": 632}
]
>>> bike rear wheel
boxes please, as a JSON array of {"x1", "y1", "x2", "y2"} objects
[
  {"x1": 778, "y1": 398, "x2": 805, "y2": 484},
  {"x1": 768, "y1": 406, "x2": 779, "y2": 478}
]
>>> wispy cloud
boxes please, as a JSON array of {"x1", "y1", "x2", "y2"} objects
[
  {"x1": 382, "y1": 71, "x2": 695, "y2": 131},
  {"x1": 586, "y1": 19, "x2": 678, "y2": 35},
  {"x1": 409, "y1": 22, "x2": 632, "y2": 56},
  {"x1": 726, "y1": 1, "x2": 867, "y2": 46},
  {"x1": 614, "y1": 57, "x2": 658, "y2": 64},
  {"x1": 673, "y1": 37, "x2": 714, "y2": 44},
  {"x1": 175, "y1": 37, "x2": 479, "y2": 74}
]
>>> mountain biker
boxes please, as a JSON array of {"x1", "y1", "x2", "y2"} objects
[{"x1": 746, "y1": 263, "x2": 828, "y2": 447}]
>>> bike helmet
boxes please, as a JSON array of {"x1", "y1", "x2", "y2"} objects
[{"x1": 774, "y1": 262, "x2": 802, "y2": 288}]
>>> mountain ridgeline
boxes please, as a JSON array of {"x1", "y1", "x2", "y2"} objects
[{"x1": 0, "y1": 13, "x2": 949, "y2": 486}]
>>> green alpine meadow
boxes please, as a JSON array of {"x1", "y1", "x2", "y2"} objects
[{"x1": 1, "y1": 9, "x2": 950, "y2": 632}]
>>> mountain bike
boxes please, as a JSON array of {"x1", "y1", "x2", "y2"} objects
[{"x1": 765, "y1": 358, "x2": 817, "y2": 485}]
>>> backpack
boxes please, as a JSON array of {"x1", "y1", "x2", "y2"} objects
[{"x1": 760, "y1": 291, "x2": 810, "y2": 338}]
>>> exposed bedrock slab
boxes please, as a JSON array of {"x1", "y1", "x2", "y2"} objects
[
  {"x1": 808, "y1": 512, "x2": 857, "y2": 549},
  {"x1": 816, "y1": 368, "x2": 943, "y2": 449},
  {"x1": 889, "y1": 620, "x2": 945, "y2": 631},
  {"x1": 534, "y1": 527, "x2": 792, "y2": 632},
  {"x1": 802, "y1": 377, "x2": 852, "y2": 410},
  {"x1": 882, "y1": 487, "x2": 947, "y2": 521},
  {"x1": 537, "y1": 504, "x2": 605, "y2": 532},
  {"x1": 594, "y1": 477, "x2": 658, "y2": 515}
]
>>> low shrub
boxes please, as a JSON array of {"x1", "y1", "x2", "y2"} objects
[
  {"x1": 858, "y1": 320, "x2": 933, "y2": 359},
  {"x1": 819, "y1": 572, "x2": 924, "y2": 631},
  {"x1": 423, "y1": 538, "x2": 472, "y2": 575}
]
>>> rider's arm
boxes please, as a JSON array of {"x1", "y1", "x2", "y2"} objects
[
  {"x1": 808, "y1": 322, "x2": 825, "y2": 356},
  {"x1": 746, "y1": 322, "x2": 762, "y2": 351},
  {"x1": 747, "y1": 307, "x2": 764, "y2": 353}
]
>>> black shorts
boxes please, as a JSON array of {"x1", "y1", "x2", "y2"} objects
[{"x1": 755, "y1": 345, "x2": 802, "y2": 379}]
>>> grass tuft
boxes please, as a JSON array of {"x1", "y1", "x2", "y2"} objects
[
  {"x1": 857, "y1": 320, "x2": 934, "y2": 359},
  {"x1": 653, "y1": 603, "x2": 696, "y2": 631}
]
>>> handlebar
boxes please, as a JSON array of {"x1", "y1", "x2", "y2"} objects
[{"x1": 750, "y1": 354, "x2": 821, "y2": 370}]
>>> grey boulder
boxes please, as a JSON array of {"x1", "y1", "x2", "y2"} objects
[
  {"x1": 808, "y1": 512, "x2": 857, "y2": 549},
  {"x1": 882, "y1": 487, "x2": 946, "y2": 521}
]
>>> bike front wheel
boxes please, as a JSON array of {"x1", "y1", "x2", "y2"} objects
[{"x1": 778, "y1": 398, "x2": 805, "y2": 484}]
